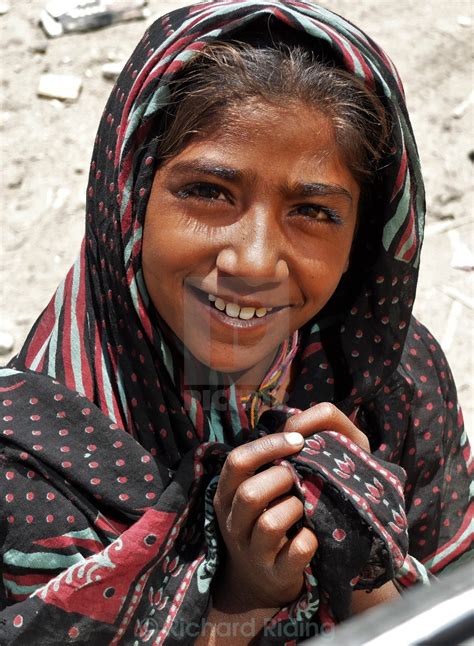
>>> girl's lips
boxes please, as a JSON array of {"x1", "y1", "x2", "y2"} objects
[{"x1": 186, "y1": 285, "x2": 287, "y2": 330}]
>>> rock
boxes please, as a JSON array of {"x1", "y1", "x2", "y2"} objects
[
  {"x1": 6, "y1": 166, "x2": 24, "y2": 189},
  {"x1": 5, "y1": 37, "x2": 23, "y2": 47},
  {"x1": 45, "y1": 187, "x2": 70, "y2": 210},
  {"x1": 37, "y1": 73, "x2": 83, "y2": 102},
  {"x1": 457, "y1": 15, "x2": 472, "y2": 27},
  {"x1": 15, "y1": 316, "x2": 31, "y2": 326},
  {"x1": 29, "y1": 40, "x2": 49, "y2": 54},
  {"x1": 449, "y1": 230, "x2": 474, "y2": 271},
  {"x1": 107, "y1": 50, "x2": 122, "y2": 61},
  {"x1": 0, "y1": 331, "x2": 14, "y2": 355},
  {"x1": 101, "y1": 62, "x2": 124, "y2": 80},
  {"x1": 452, "y1": 90, "x2": 474, "y2": 119},
  {"x1": 432, "y1": 212, "x2": 455, "y2": 222},
  {"x1": 0, "y1": 2, "x2": 10, "y2": 15},
  {"x1": 468, "y1": 150, "x2": 474, "y2": 163},
  {"x1": 48, "y1": 98, "x2": 65, "y2": 110},
  {"x1": 0, "y1": 110, "x2": 12, "y2": 130},
  {"x1": 435, "y1": 188, "x2": 463, "y2": 206}
]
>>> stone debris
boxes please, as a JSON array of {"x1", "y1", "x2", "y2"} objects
[
  {"x1": 457, "y1": 15, "x2": 472, "y2": 28},
  {"x1": 431, "y1": 188, "x2": 464, "y2": 221},
  {"x1": 45, "y1": 186, "x2": 70, "y2": 210},
  {"x1": 451, "y1": 90, "x2": 474, "y2": 119},
  {"x1": 52, "y1": 187, "x2": 70, "y2": 210},
  {"x1": 449, "y1": 230, "x2": 474, "y2": 271},
  {"x1": 40, "y1": 0, "x2": 150, "y2": 38},
  {"x1": 48, "y1": 98, "x2": 66, "y2": 110},
  {"x1": 435, "y1": 188, "x2": 463, "y2": 206},
  {"x1": 37, "y1": 73, "x2": 83, "y2": 101},
  {"x1": 440, "y1": 286, "x2": 474, "y2": 311},
  {"x1": 101, "y1": 61, "x2": 124, "y2": 80},
  {"x1": 6, "y1": 167, "x2": 24, "y2": 189},
  {"x1": 0, "y1": 331, "x2": 14, "y2": 356},
  {"x1": 441, "y1": 300, "x2": 463, "y2": 352},
  {"x1": 29, "y1": 39, "x2": 49, "y2": 54},
  {"x1": 425, "y1": 214, "x2": 472, "y2": 239}
]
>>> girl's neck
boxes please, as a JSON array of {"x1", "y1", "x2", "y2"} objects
[{"x1": 231, "y1": 354, "x2": 279, "y2": 399}]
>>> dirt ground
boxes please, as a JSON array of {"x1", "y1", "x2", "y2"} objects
[{"x1": 1, "y1": 1, "x2": 472, "y2": 436}]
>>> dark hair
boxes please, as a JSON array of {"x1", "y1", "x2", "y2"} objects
[{"x1": 153, "y1": 42, "x2": 391, "y2": 184}]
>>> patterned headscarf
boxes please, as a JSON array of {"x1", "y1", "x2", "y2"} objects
[
  {"x1": 1, "y1": 2, "x2": 471, "y2": 644},
  {"x1": 15, "y1": 0, "x2": 424, "y2": 446}
]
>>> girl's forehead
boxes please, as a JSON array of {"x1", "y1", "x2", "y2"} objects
[
  {"x1": 166, "y1": 100, "x2": 336, "y2": 164},
  {"x1": 202, "y1": 98, "x2": 332, "y2": 135},
  {"x1": 161, "y1": 100, "x2": 358, "y2": 190}
]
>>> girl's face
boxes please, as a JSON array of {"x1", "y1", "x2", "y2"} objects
[{"x1": 143, "y1": 100, "x2": 359, "y2": 382}]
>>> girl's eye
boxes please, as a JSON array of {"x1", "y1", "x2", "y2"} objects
[
  {"x1": 293, "y1": 204, "x2": 343, "y2": 224},
  {"x1": 176, "y1": 183, "x2": 229, "y2": 203}
]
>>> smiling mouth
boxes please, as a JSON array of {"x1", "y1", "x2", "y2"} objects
[
  {"x1": 207, "y1": 293, "x2": 275, "y2": 320},
  {"x1": 188, "y1": 286, "x2": 288, "y2": 328}
]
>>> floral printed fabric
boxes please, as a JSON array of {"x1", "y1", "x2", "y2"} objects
[{"x1": 1, "y1": 0, "x2": 472, "y2": 644}]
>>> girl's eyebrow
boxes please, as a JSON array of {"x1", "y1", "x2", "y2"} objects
[
  {"x1": 169, "y1": 160, "x2": 240, "y2": 181},
  {"x1": 283, "y1": 182, "x2": 353, "y2": 203},
  {"x1": 169, "y1": 160, "x2": 353, "y2": 203}
]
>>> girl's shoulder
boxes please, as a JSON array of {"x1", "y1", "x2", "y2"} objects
[
  {"x1": 366, "y1": 316, "x2": 461, "y2": 417},
  {"x1": 359, "y1": 315, "x2": 466, "y2": 465},
  {"x1": 397, "y1": 317, "x2": 458, "y2": 401}
]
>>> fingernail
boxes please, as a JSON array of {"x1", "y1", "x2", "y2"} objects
[{"x1": 285, "y1": 432, "x2": 303, "y2": 446}]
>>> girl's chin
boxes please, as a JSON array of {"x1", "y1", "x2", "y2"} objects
[
  {"x1": 196, "y1": 357, "x2": 264, "y2": 375},
  {"x1": 189, "y1": 346, "x2": 278, "y2": 379}
]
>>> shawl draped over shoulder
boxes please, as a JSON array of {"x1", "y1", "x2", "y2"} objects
[{"x1": 1, "y1": 1, "x2": 472, "y2": 643}]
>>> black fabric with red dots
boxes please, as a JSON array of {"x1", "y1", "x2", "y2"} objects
[{"x1": 1, "y1": 0, "x2": 472, "y2": 644}]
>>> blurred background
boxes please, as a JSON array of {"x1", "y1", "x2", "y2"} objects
[{"x1": 1, "y1": 0, "x2": 472, "y2": 436}]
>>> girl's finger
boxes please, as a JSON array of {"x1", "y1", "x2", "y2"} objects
[
  {"x1": 251, "y1": 495, "x2": 305, "y2": 557},
  {"x1": 215, "y1": 432, "x2": 304, "y2": 511},
  {"x1": 284, "y1": 403, "x2": 370, "y2": 452},
  {"x1": 227, "y1": 466, "x2": 295, "y2": 539},
  {"x1": 275, "y1": 526, "x2": 319, "y2": 578}
]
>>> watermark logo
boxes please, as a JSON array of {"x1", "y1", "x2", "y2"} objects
[
  {"x1": 181, "y1": 276, "x2": 291, "y2": 410},
  {"x1": 135, "y1": 616, "x2": 335, "y2": 641}
]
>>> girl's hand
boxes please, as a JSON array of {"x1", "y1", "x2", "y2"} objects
[
  {"x1": 212, "y1": 403, "x2": 370, "y2": 611},
  {"x1": 280, "y1": 402, "x2": 370, "y2": 454},
  {"x1": 213, "y1": 431, "x2": 316, "y2": 611}
]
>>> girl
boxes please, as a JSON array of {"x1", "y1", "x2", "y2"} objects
[{"x1": 1, "y1": 1, "x2": 472, "y2": 644}]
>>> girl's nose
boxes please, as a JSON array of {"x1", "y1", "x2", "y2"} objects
[{"x1": 215, "y1": 206, "x2": 289, "y2": 285}]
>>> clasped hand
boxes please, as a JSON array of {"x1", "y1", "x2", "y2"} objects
[{"x1": 212, "y1": 403, "x2": 370, "y2": 611}]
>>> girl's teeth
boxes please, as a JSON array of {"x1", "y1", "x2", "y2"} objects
[
  {"x1": 207, "y1": 293, "x2": 270, "y2": 319},
  {"x1": 214, "y1": 297, "x2": 226, "y2": 311},
  {"x1": 239, "y1": 307, "x2": 256, "y2": 320},
  {"x1": 225, "y1": 303, "x2": 240, "y2": 318}
]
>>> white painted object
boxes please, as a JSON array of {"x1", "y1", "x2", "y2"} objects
[
  {"x1": 0, "y1": 331, "x2": 14, "y2": 355},
  {"x1": 37, "y1": 73, "x2": 83, "y2": 101},
  {"x1": 451, "y1": 90, "x2": 474, "y2": 119},
  {"x1": 101, "y1": 62, "x2": 124, "y2": 80},
  {"x1": 449, "y1": 229, "x2": 474, "y2": 271}
]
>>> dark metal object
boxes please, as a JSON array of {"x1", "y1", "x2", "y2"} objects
[{"x1": 307, "y1": 564, "x2": 474, "y2": 645}]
